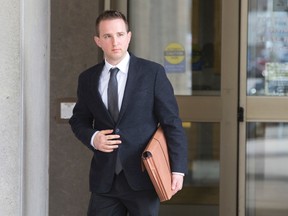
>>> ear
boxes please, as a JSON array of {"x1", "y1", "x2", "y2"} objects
[
  {"x1": 94, "y1": 36, "x2": 101, "y2": 48},
  {"x1": 127, "y1": 31, "x2": 132, "y2": 43}
]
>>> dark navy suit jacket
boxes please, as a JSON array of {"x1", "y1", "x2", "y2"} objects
[{"x1": 69, "y1": 53, "x2": 187, "y2": 193}]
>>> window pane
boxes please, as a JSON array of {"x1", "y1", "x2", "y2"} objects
[
  {"x1": 168, "y1": 122, "x2": 219, "y2": 209},
  {"x1": 129, "y1": 0, "x2": 221, "y2": 96},
  {"x1": 247, "y1": 0, "x2": 288, "y2": 96},
  {"x1": 246, "y1": 122, "x2": 288, "y2": 216}
]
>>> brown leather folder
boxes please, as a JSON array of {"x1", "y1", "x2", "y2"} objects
[{"x1": 142, "y1": 127, "x2": 173, "y2": 202}]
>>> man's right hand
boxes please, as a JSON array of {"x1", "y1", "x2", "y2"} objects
[{"x1": 93, "y1": 129, "x2": 121, "y2": 152}]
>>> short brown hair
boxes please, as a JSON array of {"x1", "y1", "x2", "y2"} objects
[{"x1": 95, "y1": 10, "x2": 129, "y2": 36}]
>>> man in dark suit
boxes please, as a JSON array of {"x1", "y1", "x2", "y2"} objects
[{"x1": 69, "y1": 10, "x2": 187, "y2": 216}]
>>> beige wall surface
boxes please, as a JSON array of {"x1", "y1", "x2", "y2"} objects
[{"x1": 50, "y1": 0, "x2": 101, "y2": 215}]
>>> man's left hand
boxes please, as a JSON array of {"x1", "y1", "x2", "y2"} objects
[{"x1": 171, "y1": 174, "x2": 184, "y2": 196}]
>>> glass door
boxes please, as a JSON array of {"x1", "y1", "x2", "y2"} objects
[
  {"x1": 239, "y1": 0, "x2": 288, "y2": 216},
  {"x1": 126, "y1": 0, "x2": 239, "y2": 216}
]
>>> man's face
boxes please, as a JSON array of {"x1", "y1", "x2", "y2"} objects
[{"x1": 94, "y1": 18, "x2": 131, "y2": 65}]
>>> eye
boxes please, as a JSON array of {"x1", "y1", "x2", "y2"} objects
[
  {"x1": 103, "y1": 34, "x2": 111, "y2": 39},
  {"x1": 117, "y1": 32, "x2": 125, "y2": 37}
]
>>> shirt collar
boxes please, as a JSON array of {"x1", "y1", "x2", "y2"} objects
[{"x1": 104, "y1": 52, "x2": 130, "y2": 74}]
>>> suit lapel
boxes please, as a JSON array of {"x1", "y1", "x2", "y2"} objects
[
  {"x1": 90, "y1": 62, "x2": 115, "y2": 122},
  {"x1": 90, "y1": 61, "x2": 104, "y2": 103},
  {"x1": 118, "y1": 55, "x2": 140, "y2": 122}
]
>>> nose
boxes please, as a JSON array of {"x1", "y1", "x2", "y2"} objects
[{"x1": 112, "y1": 36, "x2": 118, "y2": 46}]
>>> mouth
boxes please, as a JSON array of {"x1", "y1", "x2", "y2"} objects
[{"x1": 112, "y1": 48, "x2": 121, "y2": 52}]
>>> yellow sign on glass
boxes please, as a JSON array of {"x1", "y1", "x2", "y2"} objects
[{"x1": 164, "y1": 43, "x2": 185, "y2": 65}]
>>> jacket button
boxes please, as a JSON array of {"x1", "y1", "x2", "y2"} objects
[{"x1": 115, "y1": 128, "x2": 120, "y2": 133}]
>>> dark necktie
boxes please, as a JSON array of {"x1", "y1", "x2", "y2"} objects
[
  {"x1": 108, "y1": 67, "x2": 119, "y2": 122},
  {"x1": 108, "y1": 67, "x2": 122, "y2": 174}
]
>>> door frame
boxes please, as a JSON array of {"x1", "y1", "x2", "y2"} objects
[{"x1": 218, "y1": 1, "x2": 239, "y2": 215}]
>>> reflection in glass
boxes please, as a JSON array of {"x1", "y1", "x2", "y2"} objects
[
  {"x1": 169, "y1": 122, "x2": 219, "y2": 208},
  {"x1": 129, "y1": 0, "x2": 221, "y2": 95},
  {"x1": 246, "y1": 123, "x2": 288, "y2": 216},
  {"x1": 247, "y1": 1, "x2": 288, "y2": 96}
]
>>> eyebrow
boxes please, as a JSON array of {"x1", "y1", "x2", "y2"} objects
[{"x1": 102, "y1": 32, "x2": 126, "y2": 37}]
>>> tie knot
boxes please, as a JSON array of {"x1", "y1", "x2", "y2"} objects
[{"x1": 110, "y1": 67, "x2": 119, "y2": 77}]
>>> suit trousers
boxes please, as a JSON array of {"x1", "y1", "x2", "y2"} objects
[{"x1": 87, "y1": 171, "x2": 160, "y2": 216}]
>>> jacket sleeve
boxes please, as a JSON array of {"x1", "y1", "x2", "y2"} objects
[
  {"x1": 69, "y1": 73, "x2": 96, "y2": 151},
  {"x1": 153, "y1": 64, "x2": 188, "y2": 174}
]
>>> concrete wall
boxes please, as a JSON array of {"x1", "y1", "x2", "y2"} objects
[
  {"x1": 22, "y1": 0, "x2": 50, "y2": 214},
  {"x1": 0, "y1": 0, "x2": 50, "y2": 215},
  {"x1": 0, "y1": 1, "x2": 21, "y2": 215}
]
